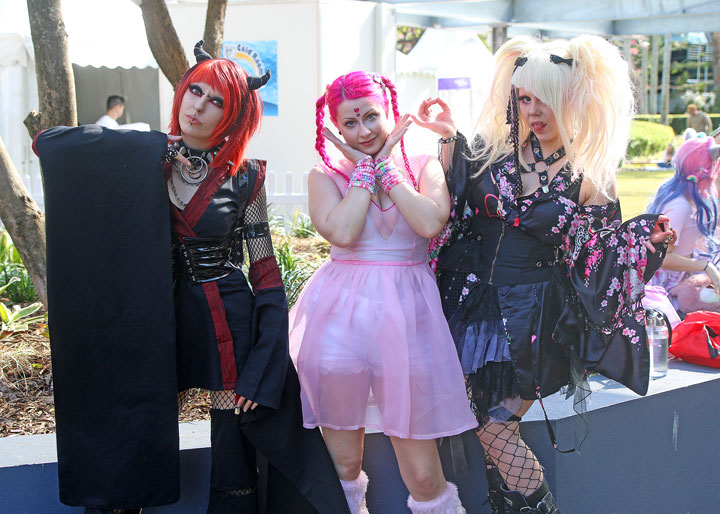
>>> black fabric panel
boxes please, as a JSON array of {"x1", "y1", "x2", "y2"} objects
[
  {"x1": 239, "y1": 365, "x2": 351, "y2": 514},
  {"x1": 37, "y1": 125, "x2": 179, "y2": 508}
]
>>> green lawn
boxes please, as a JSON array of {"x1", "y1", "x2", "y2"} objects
[{"x1": 617, "y1": 169, "x2": 674, "y2": 220}]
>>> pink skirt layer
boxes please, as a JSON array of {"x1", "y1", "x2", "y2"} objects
[{"x1": 289, "y1": 259, "x2": 477, "y2": 439}]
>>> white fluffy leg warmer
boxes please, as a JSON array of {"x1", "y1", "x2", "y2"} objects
[
  {"x1": 340, "y1": 470, "x2": 369, "y2": 514},
  {"x1": 407, "y1": 482, "x2": 465, "y2": 514}
]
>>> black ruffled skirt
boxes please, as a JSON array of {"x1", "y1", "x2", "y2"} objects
[{"x1": 438, "y1": 265, "x2": 571, "y2": 426}]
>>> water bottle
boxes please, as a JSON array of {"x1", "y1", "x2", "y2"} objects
[{"x1": 646, "y1": 309, "x2": 669, "y2": 379}]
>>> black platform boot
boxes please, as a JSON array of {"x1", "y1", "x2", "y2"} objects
[
  {"x1": 485, "y1": 465, "x2": 512, "y2": 514},
  {"x1": 498, "y1": 480, "x2": 561, "y2": 514}
]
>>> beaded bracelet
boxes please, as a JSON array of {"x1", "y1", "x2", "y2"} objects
[
  {"x1": 437, "y1": 134, "x2": 459, "y2": 162},
  {"x1": 347, "y1": 155, "x2": 376, "y2": 194},
  {"x1": 438, "y1": 134, "x2": 459, "y2": 144},
  {"x1": 375, "y1": 156, "x2": 407, "y2": 193}
]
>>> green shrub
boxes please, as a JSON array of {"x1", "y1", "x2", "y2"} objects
[
  {"x1": 634, "y1": 114, "x2": 720, "y2": 135},
  {"x1": 0, "y1": 264, "x2": 39, "y2": 304},
  {"x1": 0, "y1": 277, "x2": 45, "y2": 340},
  {"x1": 274, "y1": 238, "x2": 317, "y2": 308},
  {"x1": 627, "y1": 121, "x2": 675, "y2": 159},
  {"x1": 0, "y1": 229, "x2": 39, "y2": 304},
  {"x1": 0, "y1": 230, "x2": 22, "y2": 265},
  {"x1": 290, "y1": 211, "x2": 317, "y2": 239}
]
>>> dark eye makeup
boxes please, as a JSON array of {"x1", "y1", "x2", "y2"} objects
[{"x1": 188, "y1": 84, "x2": 224, "y2": 108}]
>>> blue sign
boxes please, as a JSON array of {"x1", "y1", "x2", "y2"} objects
[{"x1": 222, "y1": 40, "x2": 278, "y2": 116}]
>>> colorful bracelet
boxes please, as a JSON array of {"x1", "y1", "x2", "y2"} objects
[
  {"x1": 347, "y1": 155, "x2": 376, "y2": 194},
  {"x1": 375, "y1": 156, "x2": 407, "y2": 193}
]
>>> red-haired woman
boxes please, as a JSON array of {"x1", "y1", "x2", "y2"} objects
[
  {"x1": 165, "y1": 43, "x2": 348, "y2": 514},
  {"x1": 35, "y1": 41, "x2": 348, "y2": 514},
  {"x1": 289, "y1": 71, "x2": 476, "y2": 513}
]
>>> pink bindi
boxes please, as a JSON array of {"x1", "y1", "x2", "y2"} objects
[{"x1": 354, "y1": 108, "x2": 360, "y2": 116}]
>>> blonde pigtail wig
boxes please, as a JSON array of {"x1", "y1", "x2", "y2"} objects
[
  {"x1": 471, "y1": 37, "x2": 533, "y2": 173},
  {"x1": 566, "y1": 35, "x2": 635, "y2": 200}
]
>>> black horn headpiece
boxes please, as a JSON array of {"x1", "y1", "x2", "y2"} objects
[
  {"x1": 247, "y1": 69, "x2": 271, "y2": 91},
  {"x1": 194, "y1": 40, "x2": 213, "y2": 63}
]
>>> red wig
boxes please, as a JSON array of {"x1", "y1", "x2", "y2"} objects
[{"x1": 169, "y1": 58, "x2": 262, "y2": 176}]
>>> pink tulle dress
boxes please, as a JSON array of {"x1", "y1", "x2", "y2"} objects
[{"x1": 289, "y1": 154, "x2": 477, "y2": 439}]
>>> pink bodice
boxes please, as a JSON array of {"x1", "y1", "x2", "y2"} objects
[{"x1": 320, "y1": 154, "x2": 430, "y2": 265}]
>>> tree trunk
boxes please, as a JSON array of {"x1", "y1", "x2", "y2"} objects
[
  {"x1": 203, "y1": 0, "x2": 227, "y2": 59},
  {"x1": 491, "y1": 25, "x2": 507, "y2": 53},
  {"x1": 0, "y1": 137, "x2": 47, "y2": 307},
  {"x1": 2, "y1": 0, "x2": 80, "y2": 308},
  {"x1": 25, "y1": 0, "x2": 77, "y2": 137},
  {"x1": 650, "y1": 35, "x2": 659, "y2": 115},
  {"x1": 640, "y1": 41, "x2": 648, "y2": 115},
  {"x1": 139, "y1": 0, "x2": 189, "y2": 88},
  {"x1": 711, "y1": 33, "x2": 720, "y2": 104},
  {"x1": 660, "y1": 34, "x2": 671, "y2": 125}
]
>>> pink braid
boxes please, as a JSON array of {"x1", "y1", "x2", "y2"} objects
[
  {"x1": 381, "y1": 75, "x2": 416, "y2": 190},
  {"x1": 315, "y1": 93, "x2": 347, "y2": 179}
]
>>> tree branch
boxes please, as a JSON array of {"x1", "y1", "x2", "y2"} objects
[
  {"x1": 139, "y1": 0, "x2": 189, "y2": 88},
  {"x1": 25, "y1": 0, "x2": 77, "y2": 138},
  {"x1": 203, "y1": 0, "x2": 227, "y2": 59}
]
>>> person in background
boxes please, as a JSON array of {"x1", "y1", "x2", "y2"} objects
[
  {"x1": 95, "y1": 94, "x2": 125, "y2": 128},
  {"x1": 686, "y1": 103, "x2": 712, "y2": 136},
  {"x1": 648, "y1": 136, "x2": 720, "y2": 314},
  {"x1": 658, "y1": 143, "x2": 675, "y2": 168}
]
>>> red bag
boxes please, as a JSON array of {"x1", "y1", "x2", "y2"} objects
[{"x1": 669, "y1": 310, "x2": 720, "y2": 368}]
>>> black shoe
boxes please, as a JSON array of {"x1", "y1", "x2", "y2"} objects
[{"x1": 499, "y1": 481, "x2": 561, "y2": 514}]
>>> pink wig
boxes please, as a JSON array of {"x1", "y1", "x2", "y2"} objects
[
  {"x1": 315, "y1": 71, "x2": 415, "y2": 188},
  {"x1": 673, "y1": 136, "x2": 720, "y2": 195}
]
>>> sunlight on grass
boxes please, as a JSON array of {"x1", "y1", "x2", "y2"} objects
[{"x1": 617, "y1": 169, "x2": 674, "y2": 220}]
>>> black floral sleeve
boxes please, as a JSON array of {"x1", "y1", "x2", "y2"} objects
[
  {"x1": 429, "y1": 132, "x2": 482, "y2": 272},
  {"x1": 552, "y1": 200, "x2": 666, "y2": 395}
]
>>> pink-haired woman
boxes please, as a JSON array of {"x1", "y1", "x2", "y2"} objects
[{"x1": 289, "y1": 71, "x2": 477, "y2": 513}]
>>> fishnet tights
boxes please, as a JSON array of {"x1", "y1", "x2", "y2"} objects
[
  {"x1": 178, "y1": 389, "x2": 236, "y2": 411},
  {"x1": 243, "y1": 185, "x2": 274, "y2": 264},
  {"x1": 477, "y1": 420, "x2": 544, "y2": 496}
]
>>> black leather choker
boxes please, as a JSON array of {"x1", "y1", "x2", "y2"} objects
[{"x1": 522, "y1": 132, "x2": 566, "y2": 192}]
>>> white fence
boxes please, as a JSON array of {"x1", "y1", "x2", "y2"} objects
[{"x1": 266, "y1": 170, "x2": 309, "y2": 223}]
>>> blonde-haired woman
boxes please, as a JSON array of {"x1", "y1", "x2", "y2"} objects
[{"x1": 416, "y1": 35, "x2": 673, "y2": 513}]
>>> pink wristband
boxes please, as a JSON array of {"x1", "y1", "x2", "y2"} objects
[
  {"x1": 375, "y1": 157, "x2": 406, "y2": 193},
  {"x1": 347, "y1": 155, "x2": 376, "y2": 194}
]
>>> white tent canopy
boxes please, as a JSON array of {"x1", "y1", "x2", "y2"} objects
[
  {"x1": 0, "y1": 0, "x2": 156, "y2": 69},
  {"x1": 0, "y1": 32, "x2": 41, "y2": 207},
  {"x1": 396, "y1": 28, "x2": 494, "y2": 155}
]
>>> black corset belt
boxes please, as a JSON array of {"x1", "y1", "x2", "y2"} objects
[{"x1": 173, "y1": 226, "x2": 244, "y2": 283}]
